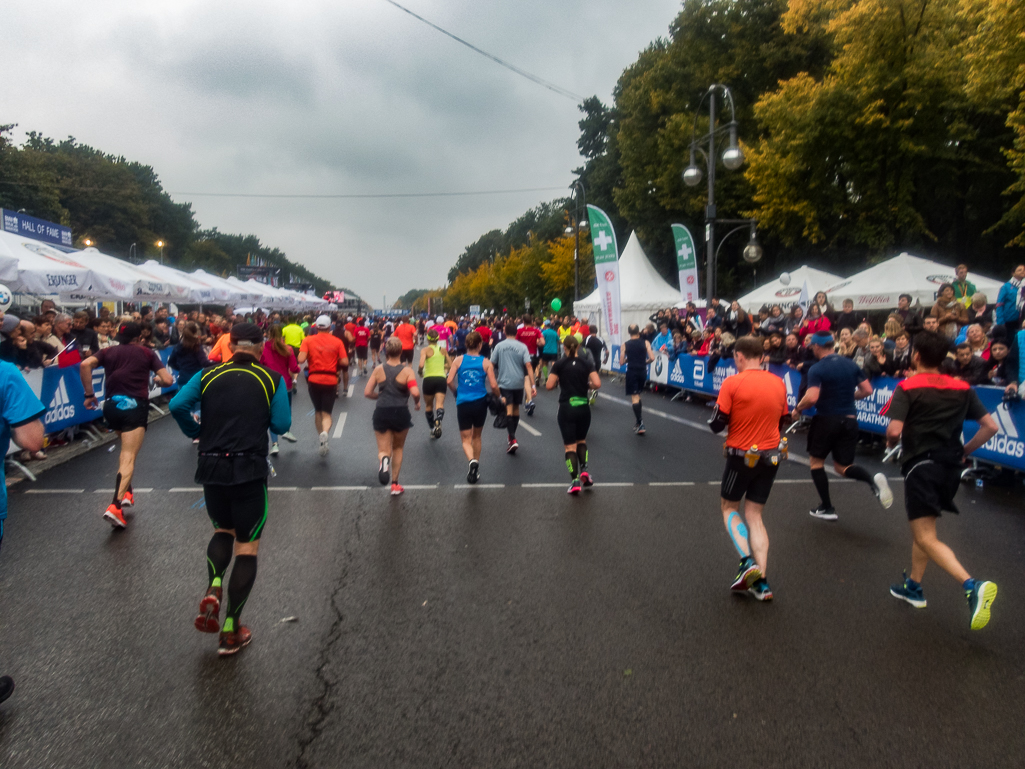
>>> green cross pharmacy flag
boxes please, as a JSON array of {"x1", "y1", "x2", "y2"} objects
[
  {"x1": 586, "y1": 204, "x2": 622, "y2": 347},
  {"x1": 671, "y1": 223, "x2": 700, "y2": 304}
]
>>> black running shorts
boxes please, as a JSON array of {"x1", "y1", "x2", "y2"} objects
[
  {"x1": 902, "y1": 454, "x2": 962, "y2": 520},
  {"x1": 103, "y1": 399, "x2": 149, "y2": 432},
  {"x1": 807, "y1": 414, "x2": 859, "y2": 466},
  {"x1": 422, "y1": 376, "x2": 447, "y2": 397},
  {"x1": 356, "y1": 346, "x2": 368, "y2": 360},
  {"x1": 400, "y1": 349, "x2": 414, "y2": 364},
  {"x1": 530, "y1": 355, "x2": 541, "y2": 371},
  {"x1": 456, "y1": 397, "x2": 488, "y2": 430},
  {"x1": 204, "y1": 479, "x2": 268, "y2": 543},
  {"x1": 307, "y1": 381, "x2": 337, "y2": 413},
  {"x1": 557, "y1": 403, "x2": 591, "y2": 445},
  {"x1": 500, "y1": 387, "x2": 524, "y2": 406},
  {"x1": 625, "y1": 368, "x2": 646, "y2": 396},
  {"x1": 720, "y1": 454, "x2": 779, "y2": 505},
  {"x1": 541, "y1": 353, "x2": 557, "y2": 363},
  {"x1": 373, "y1": 406, "x2": 412, "y2": 434}
]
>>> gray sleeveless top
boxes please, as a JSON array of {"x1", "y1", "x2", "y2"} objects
[{"x1": 377, "y1": 363, "x2": 410, "y2": 408}]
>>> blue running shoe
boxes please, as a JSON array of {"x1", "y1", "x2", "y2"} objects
[
  {"x1": 749, "y1": 577, "x2": 773, "y2": 602},
  {"x1": 966, "y1": 579, "x2": 997, "y2": 630},
  {"x1": 890, "y1": 571, "x2": 927, "y2": 608},
  {"x1": 730, "y1": 556, "x2": 762, "y2": 592}
]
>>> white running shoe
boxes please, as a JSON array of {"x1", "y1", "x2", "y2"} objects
[
  {"x1": 873, "y1": 473, "x2": 893, "y2": 509},
  {"x1": 269, "y1": 442, "x2": 279, "y2": 456},
  {"x1": 319, "y1": 431, "x2": 330, "y2": 456},
  {"x1": 280, "y1": 431, "x2": 298, "y2": 443}
]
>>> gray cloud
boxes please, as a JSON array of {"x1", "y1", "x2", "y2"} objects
[{"x1": 1, "y1": 0, "x2": 683, "y2": 305}]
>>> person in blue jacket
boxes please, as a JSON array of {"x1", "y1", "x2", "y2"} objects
[{"x1": 994, "y1": 264, "x2": 1024, "y2": 335}]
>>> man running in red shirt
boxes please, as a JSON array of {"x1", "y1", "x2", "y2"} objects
[
  {"x1": 353, "y1": 321, "x2": 370, "y2": 376},
  {"x1": 516, "y1": 314, "x2": 543, "y2": 415},
  {"x1": 394, "y1": 317, "x2": 417, "y2": 364}
]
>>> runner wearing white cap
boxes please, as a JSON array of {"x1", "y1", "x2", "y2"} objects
[{"x1": 298, "y1": 315, "x2": 349, "y2": 456}]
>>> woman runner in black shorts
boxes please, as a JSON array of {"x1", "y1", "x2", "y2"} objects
[
  {"x1": 364, "y1": 337, "x2": 420, "y2": 495},
  {"x1": 546, "y1": 335, "x2": 602, "y2": 495}
]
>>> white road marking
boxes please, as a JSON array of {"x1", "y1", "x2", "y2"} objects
[
  {"x1": 453, "y1": 483, "x2": 505, "y2": 489},
  {"x1": 333, "y1": 412, "x2": 347, "y2": 438},
  {"x1": 25, "y1": 489, "x2": 84, "y2": 494},
  {"x1": 519, "y1": 421, "x2": 542, "y2": 437},
  {"x1": 93, "y1": 487, "x2": 153, "y2": 493},
  {"x1": 169, "y1": 487, "x2": 203, "y2": 492},
  {"x1": 400, "y1": 484, "x2": 440, "y2": 490},
  {"x1": 521, "y1": 483, "x2": 566, "y2": 488},
  {"x1": 599, "y1": 482, "x2": 634, "y2": 487},
  {"x1": 347, "y1": 384, "x2": 355, "y2": 398},
  {"x1": 311, "y1": 486, "x2": 368, "y2": 491},
  {"x1": 649, "y1": 482, "x2": 695, "y2": 486},
  {"x1": 269, "y1": 487, "x2": 298, "y2": 491}
]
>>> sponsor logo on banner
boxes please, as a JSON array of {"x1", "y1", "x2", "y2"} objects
[
  {"x1": 45, "y1": 377, "x2": 75, "y2": 425},
  {"x1": 826, "y1": 281, "x2": 851, "y2": 293},
  {"x1": 693, "y1": 359, "x2": 705, "y2": 383},
  {"x1": 926, "y1": 274, "x2": 955, "y2": 285},
  {"x1": 980, "y1": 403, "x2": 1024, "y2": 459},
  {"x1": 775, "y1": 288, "x2": 802, "y2": 298},
  {"x1": 605, "y1": 270, "x2": 615, "y2": 282}
]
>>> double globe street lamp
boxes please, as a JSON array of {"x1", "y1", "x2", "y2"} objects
[
  {"x1": 683, "y1": 84, "x2": 762, "y2": 299},
  {"x1": 564, "y1": 180, "x2": 588, "y2": 302}
]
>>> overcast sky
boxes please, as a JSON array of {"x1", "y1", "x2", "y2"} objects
[{"x1": 2, "y1": 0, "x2": 682, "y2": 307}]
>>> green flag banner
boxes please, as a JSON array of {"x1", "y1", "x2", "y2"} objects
[
  {"x1": 671, "y1": 223, "x2": 700, "y2": 304},
  {"x1": 586, "y1": 204, "x2": 622, "y2": 347}
]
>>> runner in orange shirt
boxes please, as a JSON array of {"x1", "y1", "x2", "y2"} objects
[
  {"x1": 708, "y1": 335, "x2": 790, "y2": 602},
  {"x1": 298, "y1": 315, "x2": 349, "y2": 456},
  {"x1": 393, "y1": 316, "x2": 417, "y2": 364}
]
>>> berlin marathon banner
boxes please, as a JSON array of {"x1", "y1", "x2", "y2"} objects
[
  {"x1": 586, "y1": 204, "x2": 622, "y2": 347},
  {"x1": 671, "y1": 224, "x2": 700, "y2": 304}
]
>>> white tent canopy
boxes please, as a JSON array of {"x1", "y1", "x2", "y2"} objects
[
  {"x1": 0, "y1": 230, "x2": 107, "y2": 297},
  {"x1": 824, "y1": 253, "x2": 1003, "y2": 311},
  {"x1": 738, "y1": 265, "x2": 843, "y2": 313},
  {"x1": 64, "y1": 248, "x2": 199, "y2": 302},
  {"x1": 573, "y1": 231, "x2": 685, "y2": 335}
]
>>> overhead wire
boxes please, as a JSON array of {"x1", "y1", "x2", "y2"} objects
[{"x1": 380, "y1": 0, "x2": 585, "y2": 103}]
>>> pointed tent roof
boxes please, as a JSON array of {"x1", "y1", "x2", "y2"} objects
[
  {"x1": 824, "y1": 252, "x2": 1003, "y2": 311},
  {"x1": 573, "y1": 231, "x2": 683, "y2": 312},
  {"x1": 738, "y1": 265, "x2": 843, "y2": 313}
]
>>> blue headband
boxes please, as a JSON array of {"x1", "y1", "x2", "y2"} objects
[{"x1": 810, "y1": 331, "x2": 834, "y2": 345}]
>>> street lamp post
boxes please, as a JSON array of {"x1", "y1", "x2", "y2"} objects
[
  {"x1": 682, "y1": 84, "x2": 755, "y2": 300},
  {"x1": 156, "y1": 240, "x2": 165, "y2": 264},
  {"x1": 564, "y1": 181, "x2": 588, "y2": 302}
]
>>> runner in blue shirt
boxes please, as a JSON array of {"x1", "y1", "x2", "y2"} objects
[
  {"x1": 540, "y1": 322, "x2": 560, "y2": 381},
  {"x1": 0, "y1": 359, "x2": 46, "y2": 705}
]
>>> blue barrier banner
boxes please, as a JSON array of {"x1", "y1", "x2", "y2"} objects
[
  {"x1": 963, "y1": 386, "x2": 1025, "y2": 469},
  {"x1": 606, "y1": 349, "x2": 1025, "y2": 472}
]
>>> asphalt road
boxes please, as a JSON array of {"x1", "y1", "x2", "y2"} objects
[{"x1": 1, "y1": 365, "x2": 1023, "y2": 768}]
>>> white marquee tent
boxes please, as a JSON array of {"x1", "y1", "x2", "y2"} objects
[
  {"x1": 824, "y1": 253, "x2": 1003, "y2": 311},
  {"x1": 737, "y1": 265, "x2": 843, "y2": 313},
  {"x1": 572, "y1": 231, "x2": 685, "y2": 337}
]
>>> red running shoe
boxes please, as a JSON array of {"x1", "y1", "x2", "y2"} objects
[
  {"x1": 567, "y1": 480, "x2": 582, "y2": 495},
  {"x1": 194, "y1": 586, "x2": 222, "y2": 633},
  {"x1": 390, "y1": 483, "x2": 404, "y2": 496},
  {"x1": 218, "y1": 626, "x2": 252, "y2": 656},
  {"x1": 507, "y1": 438, "x2": 519, "y2": 454},
  {"x1": 579, "y1": 471, "x2": 593, "y2": 487},
  {"x1": 121, "y1": 490, "x2": 134, "y2": 508},
  {"x1": 103, "y1": 504, "x2": 127, "y2": 529}
]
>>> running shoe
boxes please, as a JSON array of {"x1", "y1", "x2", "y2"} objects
[
  {"x1": 0, "y1": 675, "x2": 13, "y2": 704},
  {"x1": 872, "y1": 473, "x2": 894, "y2": 509},
  {"x1": 966, "y1": 579, "x2": 998, "y2": 630},
  {"x1": 103, "y1": 503, "x2": 127, "y2": 529},
  {"x1": 318, "y1": 431, "x2": 330, "y2": 457},
  {"x1": 525, "y1": 401, "x2": 536, "y2": 417},
  {"x1": 269, "y1": 442, "x2": 279, "y2": 456},
  {"x1": 749, "y1": 577, "x2": 773, "y2": 602},
  {"x1": 280, "y1": 431, "x2": 298, "y2": 443},
  {"x1": 378, "y1": 456, "x2": 391, "y2": 485},
  {"x1": 507, "y1": 438, "x2": 519, "y2": 454},
  {"x1": 195, "y1": 586, "x2": 223, "y2": 633},
  {"x1": 121, "y1": 490, "x2": 134, "y2": 508},
  {"x1": 192, "y1": 438, "x2": 200, "y2": 445},
  {"x1": 889, "y1": 571, "x2": 927, "y2": 609},
  {"x1": 217, "y1": 626, "x2": 252, "y2": 656},
  {"x1": 433, "y1": 420, "x2": 442, "y2": 439},
  {"x1": 730, "y1": 556, "x2": 762, "y2": 592},
  {"x1": 467, "y1": 459, "x2": 480, "y2": 484},
  {"x1": 636, "y1": 422, "x2": 646, "y2": 435},
  {"x1": 390, "y1": 483, "x2": 404, "y2": 496},
  {"x1": 567, "y1": 479, "x2": 582, "y2": 495},
  {"x1": 579, "y1": 471, "x2": 593, "y2": 487},
  {"x1": 809, "y1": 506, "x2": 838, "y2": 521}
]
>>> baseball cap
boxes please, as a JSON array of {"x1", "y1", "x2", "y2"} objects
[
  {"x1": 436, "y1": 315, "x2": 444, "y2": 324},
  {"x1": 314, "y1": 315, "x2": 331, "y2": 329},
  {"x1": 230, "y1": 322, "x2": 264, "y2": 346}
]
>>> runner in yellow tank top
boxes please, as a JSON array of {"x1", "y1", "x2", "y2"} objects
[{"x1": 418, "y1": 328, "x2": 451, "y2": 438}]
